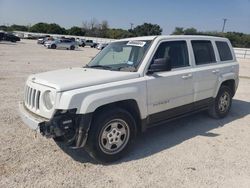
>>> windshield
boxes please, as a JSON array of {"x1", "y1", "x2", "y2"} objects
[{"x1": 87, "y1": 40, "x2": 152, "y2": 71}]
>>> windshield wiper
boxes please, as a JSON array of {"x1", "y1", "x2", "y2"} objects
[
  {"x1": 84, "y1": 65, "x2": 113, "y2": 70},
  {"x1": 116, "y1": 65, "x2": 137, "y2": 72}
]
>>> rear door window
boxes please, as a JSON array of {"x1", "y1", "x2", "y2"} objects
[
  {"x1": 215, "y1": 41, "x2": 233, "y2": 61},
  {"x1": 191, "y1": 40, "x2": 216, "y2": 65}
]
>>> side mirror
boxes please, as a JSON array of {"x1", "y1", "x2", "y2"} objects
[{"x1": 148, "y1": 58, "x2": 171, "y2": 73}]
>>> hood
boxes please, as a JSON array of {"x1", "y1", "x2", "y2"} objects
[{"x1": 28, "y1": 67, "x2": 140, "y2": 91}]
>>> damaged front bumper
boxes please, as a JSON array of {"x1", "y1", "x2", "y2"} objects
[
  {"x1": 18, "y1": 102, "x2": 92, "y2": 148},
  {"x1": 18, "y1": 101, "x2": 47, "y2": 131}
]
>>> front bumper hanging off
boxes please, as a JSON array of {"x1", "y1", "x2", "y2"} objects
[{"x1": 18, "y1": 101, "x2": 92, "y2": 148}]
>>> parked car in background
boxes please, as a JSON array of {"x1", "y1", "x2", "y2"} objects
[
  {"x1": 76, "y1": 38, "x2": 86, "y2": 47},
  {"x1": 0, "y1": 32, "x2": 4, "y2": 41},
  {"x1": 0, "y1": 32, "x2": 20, "y2": 42},
  {"x1": 82, "y1": 40, "x2": 97, "y2": 48},
  {"x1": 44, "y1": 39, "x2": 77, "y2": 50},
  {"x1": 68, "y1": 37, "x2": 76, "y2": 42},
  {"x1": 37, "y1": 36, "x2": 51, "y2": 44},
  {"x1": 96, "y1": 43, "x2": 109, "y2": 50}
]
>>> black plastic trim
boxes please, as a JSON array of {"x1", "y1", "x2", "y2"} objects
[{"x1": 141, "y1": 98, "x2": 214, "y2": 130}]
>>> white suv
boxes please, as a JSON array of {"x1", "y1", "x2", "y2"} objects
[{"x1": 19, "y1": 35, "x2": 239, "y2": 162}]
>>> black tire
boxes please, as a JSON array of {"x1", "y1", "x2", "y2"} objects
[
  {"x1": 208, "y1": 85, "x2": 232, "y2": 118},
  {"x1": 51, "y1": 44, "x2": 56, "y2": 49},
  {"x1": 85, "y1": 108, "x2": 137, "y2": 163},
  {"x1": 53, "y1": 136, "x2": 65, "y2": 142},
  {"x1": 70, "y1": 45, "x2": 75, "y2": 50}
]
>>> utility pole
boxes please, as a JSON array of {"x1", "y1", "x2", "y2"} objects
[
  {"x1": 130, "y1": 23, "x2": 134, "y2": 30},
  {"x1": 222, "y1": 18, "x2": 228, "y2": 33}
]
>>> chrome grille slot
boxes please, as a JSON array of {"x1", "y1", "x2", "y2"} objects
[
  {"x1": 36, "y1": 91, "x2": 41, "y2": 109},
  {"x1": 31, "y1": 89, "x2": 36, "y2": 108},
  {"x1": 28, "y1": 87, "x2": 32, "y2": 106},
  {"x1": 24, "y1": 84, "x2": 41, "y2": 110}
]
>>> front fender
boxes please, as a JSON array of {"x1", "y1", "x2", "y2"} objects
[
  {"x1": 80, "y1": 87, "x2": 141, "y2": 114},
  {"x1": 57, "y1": 83, "x2": 147, "y2": 119}
]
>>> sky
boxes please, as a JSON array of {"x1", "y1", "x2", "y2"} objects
[{"x1": 0, "y1": 0, "x2": 250, "y2": 34}]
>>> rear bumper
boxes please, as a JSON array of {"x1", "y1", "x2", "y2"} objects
[{"x1": 18, "y1": 101, "x2": 47, "y2": 131}]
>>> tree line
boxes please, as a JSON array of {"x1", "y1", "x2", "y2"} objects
[
  {"x1": 0, "y1": 20, "x2": 162, "y2": 39},
  {"x1": 172, "y1": 27, "x2": 250, "y2": 48},
  {"x1": 1, "y1": 21, "x2": 250, "y2": 48}
]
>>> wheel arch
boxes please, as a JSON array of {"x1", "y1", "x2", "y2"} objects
[
  {"x1": 92, "y1": 99, "x2": 142, "y2": 134},
  {"x1": 214, "y1": 72, "x2": 238, "y2": 98},
  {"x1": 221, "y1": 79, "x2": 236, "y2": 96}
]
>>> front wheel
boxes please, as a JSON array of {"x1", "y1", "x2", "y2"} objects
[
  {"x1": 208, "y1": 85, "x2": 232, "y2": 118},
  {"x1": 85, "y1": 108, "x2": 136, "y2": 163},
  {"x1": 70, "y1": 45, "x2": 75, "y2": 50}
]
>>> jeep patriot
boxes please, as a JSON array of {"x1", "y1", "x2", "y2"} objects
[{"x1": 19, "y1": 35, "x2": 239, "y2": 162}]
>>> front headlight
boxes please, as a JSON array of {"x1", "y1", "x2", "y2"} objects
[{"x1": 43, "y1": 90, "x2": 55, "y2": 110}]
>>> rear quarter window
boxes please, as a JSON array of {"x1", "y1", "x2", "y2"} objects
[
  {"x1": 191, "y1": 40, "x2": 216, "y2": 65},
  {"x1": 215, "y1": 41, "x2": 233, "y2": 61}
]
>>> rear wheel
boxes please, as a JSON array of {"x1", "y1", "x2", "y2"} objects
[
  {"x1": 208, "y1": 85, "x2": 232, "y2": 118},
  {"x1": 85, "y1": 108, "x2": 136, "y2": 163},
  {"x1": 51, "y1": 44, "x2": 56, "y2": 49},
  {"x1": 70, "y1": 45, "x2": 75, "y2": 50}
]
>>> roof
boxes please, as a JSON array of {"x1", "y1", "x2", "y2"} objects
[{"x1": 116, "y1": 35, "x2": 227, "y2": 42}]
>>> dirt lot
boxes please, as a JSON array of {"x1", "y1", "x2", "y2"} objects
[{"x1": 0, "y1": 39, "x2": 250, "y2": 188}]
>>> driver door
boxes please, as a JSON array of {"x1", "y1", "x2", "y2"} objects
[{"x1": 146, "y1": 40, "x2": 195, "y2": 124}]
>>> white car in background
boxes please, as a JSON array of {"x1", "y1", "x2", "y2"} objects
[
  {"x1": 44, "y1": 39, "x2": 77, "y2": 50},
  {"x1": 76, "y1": 38, "x2": 86, "y2": 47},
  {"x1": 96, "y1": 43, "x2": 109, "y2": 50}
]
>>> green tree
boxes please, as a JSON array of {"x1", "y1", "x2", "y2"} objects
[
  {"x1": 172, "y1": 27, "x2": 197, "y2": 35},
  {"x1": 184, "y1": 27, "x2": 197, "y2": 35},
  {"x1": 47, "y1": 23, "x2": 66, "y2": 34},
  {"x1": 29, "y1": 22, "x2": 49, "y2": 33},
  {"x1": 132, "y1": 23, "x2": 162, "y2": 36},
  {"x1": 8, "y1": 24, "x2": 28, "y2": 31},
  {"x1": 0, "y1": 25, "x2": 8, "y2": 31},
  {"x1": 172, "y1": 27, "x2": 184, "y2": 35},
  {"x1": 68, "y1": 26, "x2": 85, "y2": 36},
  {"x1": 171, "y1": 27, "x2": 250, "y2": 48},
  {"x1": 106, "y1": 29, "x2": 133, "y2": 39},
  {"x1": 28, "y1": 22, "x2": 66, "y2": 34}
]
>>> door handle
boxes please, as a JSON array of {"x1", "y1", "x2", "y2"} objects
[
  {"x1": 182, "y1": 74, "x2": 192, "y2": 79},
  {"x1": 212, "y1": 69, "x2": 220, "y2": 74}
]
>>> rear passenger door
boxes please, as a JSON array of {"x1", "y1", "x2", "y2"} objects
[
  {"x1": 62, "y1": 40, "x2": 71, "y2": 48},
  {"x1": 191, "y1": 40, "x2": 219, "y2": 103}
]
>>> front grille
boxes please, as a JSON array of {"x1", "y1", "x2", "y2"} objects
[{"x1": 24, "y1": 85, "x2": 41, "y2": 110}]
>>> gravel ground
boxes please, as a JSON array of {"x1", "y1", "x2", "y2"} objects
[{"x1": 0, "y1": 40, "x2": 250, "y2": 188}]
